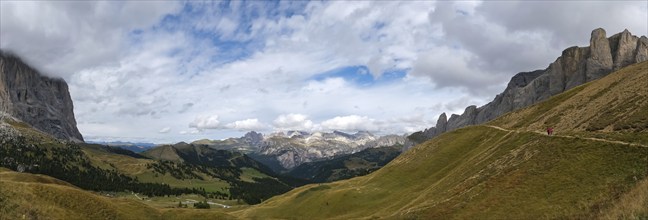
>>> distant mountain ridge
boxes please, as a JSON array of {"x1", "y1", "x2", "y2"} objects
[
  {"x1": 239, "y1": 55, "x2": 648, "y2": 220},
  {"x1": 412, "y1": 28, "x2": 648, "y2": 143},
  {"x1": 0, "y1": 51, "x2": 83, "y2": 142},
  {"x1": 287, "y1": 146, "x2": 401, "y2": 183},
  {"x1": 86, "y1": 141, "x2": 157, "y2": 153},
  {"x1": 192, "y1": 130, "x2": 409, "y2": 170}
]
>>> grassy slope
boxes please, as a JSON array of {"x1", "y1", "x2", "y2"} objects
[
  {"x1": 81, "y1": 143, "x2": 233, "y2": 194},
  {"x1": 0, "y1": 168, "x2": 161, "y2": 220},
  {"x1": 0, "y1": 168, "x2": 235, "y2": 220},
  {"x1": 2, "y1": 62, "x2": 646, "y2": 219},
  {"x1": 492, "y1": 61, "x2": 648, "y2": 145},
  {"x1": 236, "y1": 61, "x2": 648, "y2": 219},
  {"x1": 83, "y1": 142, "x2": 272, "y2": 194},
  {"x1": 287, "y1": 146, "x2": 401, "y2": 183}
]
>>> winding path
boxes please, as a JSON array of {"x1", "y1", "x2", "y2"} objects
[{"x1": 482, "y1": 125, "x2": 648, "y2": 148}]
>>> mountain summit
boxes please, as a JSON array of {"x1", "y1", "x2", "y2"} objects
[
  {"x1": 0, "y1": 51, "x2": 83, "y2": 142},
  {"x1": 414, "y1": 28, "x2": 648, "y2": 142}
]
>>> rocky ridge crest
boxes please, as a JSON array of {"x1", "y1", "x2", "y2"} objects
[{"x1": 416, "y1": 28, "x2": 648, "y2": 142}]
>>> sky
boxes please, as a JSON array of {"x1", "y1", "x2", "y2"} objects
[{"x1": 1, "y1": 1, "x2": 647, "y2": 144}]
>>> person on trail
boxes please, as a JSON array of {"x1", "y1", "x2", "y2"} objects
[{"x1": 546, "y1": 127, "x2": 554, "y2": 135}]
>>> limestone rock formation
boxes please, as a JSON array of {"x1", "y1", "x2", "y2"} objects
[
  {"x1": 611, "y1": 29, "x2": 639, "y2": 70},
  {"x1": 0, "y1": 51, "x2": 83, "y2": 142},
  {"x1": 416, "y1": 28, "x2": 647, "y2": 142},
  {"x1": 447, "y1": 105, "x2": 478, "y2": 131},
  {"x1": 586, "y1": 28, "x2": 613, "y2": 81},
  {"x1": 636, "y1": 36, "x2": 648, "y2": 63},
  {"x1": 435, "y1": 113, "x2": 448, "y2": 133}
]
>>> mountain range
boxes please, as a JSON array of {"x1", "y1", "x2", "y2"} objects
[
  {"x1": 0, "y1": 28, "x2": 647, "y2": 219},
  {"x1": 192, "y1": 130, "x2": 409, "y2": 171},
  {"x1": 237, "y1": 55, "x2": 648, "y2": 219}
]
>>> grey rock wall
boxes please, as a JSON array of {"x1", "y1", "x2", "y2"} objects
[
  {"x1": 0, "y1": 51, "x2": 83, "y2": 142},
  {"x1": 417, "y1": 28, "x2": 647, "y2": 142}
]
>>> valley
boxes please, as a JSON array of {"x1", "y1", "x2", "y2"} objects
[
  {"x1": 2, "y1": 60, "x2": 647, "y2": 219},
  {"x1": 235, "y1": 60, "x2": 648, "y2": 219},
  {"x1": 1, "y1": 2, "x2": 647, "y2": 218}
]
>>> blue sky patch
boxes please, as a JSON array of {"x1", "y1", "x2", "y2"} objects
[{"x1": 312, "y1": 66, "x2": 406, "y2": 87}]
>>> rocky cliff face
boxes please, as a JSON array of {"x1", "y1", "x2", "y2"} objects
[
  {"x1": 0, "y1": 51, "x2": 83, "y2": 142},
  {"x1": 415, "y1": 28, "x2": 648, "y2": 142}
]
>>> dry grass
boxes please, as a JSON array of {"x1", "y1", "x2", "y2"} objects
[
  {"x1": 0, "y1": 171, "x2": 74, "y2": 187},
  {"x1": 236, "y1": 126, "x2": 648, "y2": 219},
  {"x1": 82, "y1": 146, "x2": 153, "y2": 175},
  {"x1": 601, "y1": 177, "x2": 648, "y2": 219},
  {"x1": 0, "y1": 169, "x2": 161, "y2": 220},
  {"x1": 491, "y1": 61, "x2": 648, "y2": 145},
  {"x1": 234, "y1": 62, "x2": 648, "y2": 219},
  {"x1": 3, "y1": 61, "x2": 648, "y2": 220},
  {"x1": 0, "y1": 168, "x2": 235, "y2": 220}
]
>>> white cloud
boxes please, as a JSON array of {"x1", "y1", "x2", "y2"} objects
[
  {"x1": 0, "y1": 1, "x2": 181, "y2": 79},
  {"x1": 418, "y1": 0, "x2": 648, "y2": 90},
  {"x1": 273, "y1": 114, "x2": 314, "y2": 131},
  {"x1": 159, "y1": 127, "x2": 171, "y2": 133},
  {"x1": 2, "y1": 1, "x2": 645, "y2": 143},
  {"x1": 189, "y1": 115, "x2": 221, "y2": 130},
  {"x1": 321, "y1": 115, "x2": 378, "y2": 132},
  {"x1": 225, "y1": 118, "x2": 266, "y2": 131},
  {"x1": 302, "y1": 78, "x2": 347, "y2": 93}
]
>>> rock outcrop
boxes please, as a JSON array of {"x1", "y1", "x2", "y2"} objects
[
  {"x1": 586, "y1": 28, "x2": 614, "y2": 81},
  {"x1": 415, "y1": 28, "x2": 647, "y2": 142},
  {"x1": 0, "y1": 51, "x2": 83, "y2": 142}
]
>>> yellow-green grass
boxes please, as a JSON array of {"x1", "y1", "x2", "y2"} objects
[
  {"x1": 141, "y1": 145, "x2": 183, "y2": 161},
  {"x1": 491, "y1": 61, "x2": 648, "y2": 146},
  {"x1": 3, "y1": 61, "x2": 647, "y2": 219},
  {"x1": 119, "y1": 193, "x2": 240, "y2": 209},
  {"x1": 238, "y1": 126, "x2": 648, "y2": 219},
  {"x1": 81, "y1": 144, "x2": 232, "y2": 194},
  {"x1": 0, "y1": 168, "x2": 235, "y2": 220},
  {"x1": 135, "y1": 171, "x2": 230, "y2": 194},
  {"x1": 6, "y1": 119, "x2": 67, "y2": 148},
  {"x1": 0, "y1": 169, "x2": 74, "y2": 187},
  {"x1": 234, "y1": 62, "x2": 648, "y2": 219},
  {"x1": 600, "y1": 176, "x2": 648, "y2": 219},
  {"x1": 82, "y1": 146, "x2": 154, "y2": 174},
  {"x1": 159, "y1": 208, "x2": 237, "y2": 220},
  {"x1": 239, "y1": 167, "x2": 271, "y2": 182},
  {"x1": 0, "y1": 168, "x2": 161, "y2": 219}
]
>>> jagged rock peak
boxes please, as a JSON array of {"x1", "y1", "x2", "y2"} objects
[
  {"x1": 243, "y1": 131, "x2": 263, "y2": 145},
  {"x1": 413, "y1": 28, "x2": 647, "y2": 145},
  {"x1": 435, "y1": 113, "x2": 448, "y2": 133},
  {"x1": 586, "y1": 28, "x2": 613, "y2": 81},
  {"x1": 0, "y1": 51, "x2": 83, "y2": 142},
  {"x1": 609, "y1": 28, "x2": 639, "y2": 70},
  {"x1": 636, "y1": 36, "x2": 648, "y2": 63}
]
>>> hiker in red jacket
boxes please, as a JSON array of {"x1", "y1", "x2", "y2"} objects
[{"x1": 546, "y1": 127, "x2": 554, "y2": 135}]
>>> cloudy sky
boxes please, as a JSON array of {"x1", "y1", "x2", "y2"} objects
[{"x1": 1, "y1": 1, "x2": 646, "y2": 143}]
